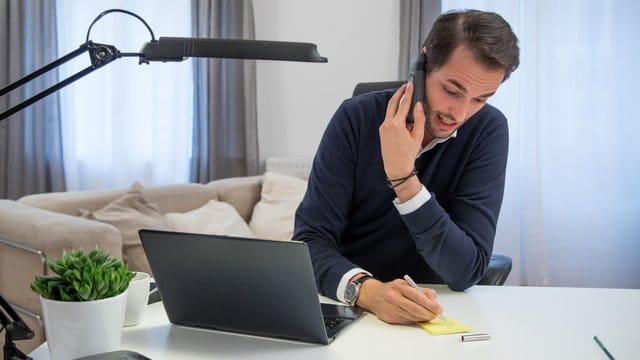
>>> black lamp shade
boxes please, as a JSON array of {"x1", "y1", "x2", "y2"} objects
[{"x1": 140, "y1": 37, "x2": 328, "y2": 63}]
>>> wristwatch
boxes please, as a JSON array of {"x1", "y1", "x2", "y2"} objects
[{"x1": 344, "y1": 275, "x2": 373, "y2": 306}]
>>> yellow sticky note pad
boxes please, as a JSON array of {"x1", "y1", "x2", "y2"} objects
[{"x1": 419, "y1": 317, "x2": 472, "y2": 335}]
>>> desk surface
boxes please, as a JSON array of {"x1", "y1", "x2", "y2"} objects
[{"x1": 31, "y1": 285, "x2": 639, "y2": 359}]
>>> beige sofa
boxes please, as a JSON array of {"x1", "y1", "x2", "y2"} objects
[{"x1": 0, "y1": 175, "x2": 265, "y2": 353}]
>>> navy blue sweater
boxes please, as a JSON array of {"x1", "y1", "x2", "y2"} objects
[{"x1": 293, "y1": 89, "x2": 508, "y2": 299}]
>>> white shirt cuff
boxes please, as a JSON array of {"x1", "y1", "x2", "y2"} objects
[
  {"x1": 336, "y1": 268, "x2": 372, "y2": 303},
  {"x1": 393, "y1": 185, "x2": 431, "y2": 214}
]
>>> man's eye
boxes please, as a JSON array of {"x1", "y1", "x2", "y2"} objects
[{"x1": 444, "y1": 87, "x2": 460, "y2": 97}]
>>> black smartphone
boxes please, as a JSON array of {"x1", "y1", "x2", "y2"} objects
[{"x1": 406, "y1": 52, "x2": 426, "y2": 125}]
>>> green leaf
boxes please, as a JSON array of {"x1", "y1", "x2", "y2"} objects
[
  {"x1": 31, "y1": 247, "x2": 134, "y2": 301},
  {"x1": 59, "y1": 286, "x2": 74, "y2": 301}
]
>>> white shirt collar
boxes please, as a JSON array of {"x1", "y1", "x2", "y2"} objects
[{"x1": 416, "y1": 130, "x2": 457, "y2": 158}]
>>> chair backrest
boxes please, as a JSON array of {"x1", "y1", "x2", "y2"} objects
[
  {"x1": 352, "y1": 80, "x2": 514, "y2": 286},
  {"x1": 352, "y1": 81, "x2": 404, "y2": 97}
]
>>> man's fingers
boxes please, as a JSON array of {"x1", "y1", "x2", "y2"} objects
[
  {"x1": 396, "y1": 81, "x2": 414, "y2": 123},
  {"x1": 401, "y1": 283, "x2": 443, "y2": 319},
  {"x1": 385, "y1": 84, "x2": 407, "y2": 119},
  {"x1": 387, "y1": 301, "x2": 426, "y2": 323},
  {"x1": 385, "y1": 82, "x2": 414, "y2": 124},
  {"x1": 422, "y1": 287, "x2": 438, "y2": 301},
  {"x1": 370, "y1": 280, "x2": 444, "y2": 324},
  {"x1": 395, "y1": 294, "x2": 437, "y2": 321},
  {"x1": 383, "y1": 280, "x2": 442, "y2": 321},
  {"x1": 411, "y1": 101, "x2": 427, "y2": 141}
]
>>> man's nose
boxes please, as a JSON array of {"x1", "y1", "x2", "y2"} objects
[{"x1": 450, "y1": 99, "x2": 470, "y2": 123}]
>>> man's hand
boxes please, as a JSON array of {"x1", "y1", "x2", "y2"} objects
[
  {"x1": 379, "y1": 82, "x2": 427, "y2": 180},
  {"x1": 355, "y1": 277, "x2": 443, "y2": 324}
]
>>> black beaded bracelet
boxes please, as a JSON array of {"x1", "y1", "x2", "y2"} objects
[{"x1": 386, "y1": 168, "x2": 417, "y2": 188}]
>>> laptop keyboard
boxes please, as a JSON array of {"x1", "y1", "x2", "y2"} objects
[{"x1": 323, "y1": 315, "x2": 345, "y2": 331}]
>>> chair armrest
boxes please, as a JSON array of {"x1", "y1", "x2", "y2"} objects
[
  {"x1": 477, "y1": 253, "x2": 513, "y2": 286},
  {"x1": 0, "y1": 200, "x2": 122, "y2": 259}
]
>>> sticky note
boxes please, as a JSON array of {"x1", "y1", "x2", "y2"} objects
[{"x1": 419, "y1": 317, "x2": 472, "y2": 335}]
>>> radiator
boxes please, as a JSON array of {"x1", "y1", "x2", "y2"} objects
[{"x1": 265, "y1": 156, "x2": 313, "y2": 179}]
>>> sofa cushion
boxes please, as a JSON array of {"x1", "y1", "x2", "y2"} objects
[
  {"x1": 145, "y1": 183, "x2": 219, "y2": 214},
  {"x1": 249, "y1": 172, "x2": 307, "y2": 241},
  {"x1": 205, "y1": 175, "x2": 263, "y2": 223},
  {"x1": 166, "y1": 200, "x2": 255, "y2": 238},
  {"x1": 18, "y1": 183, "x2": 218, "y2": 216},
  {"x1": 80, "y1": 182, "x2": 170, "y2": 275}
]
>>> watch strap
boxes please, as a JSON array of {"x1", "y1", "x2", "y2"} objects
[
  {"x1": 346, "y1": 275, "x2": 374, "y2": 306},
  {"x1": 353, "y1": 275, "x2": 373, "y2": 286}
]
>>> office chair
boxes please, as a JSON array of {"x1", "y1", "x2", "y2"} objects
[
  {"x1": 352, "y1": 80, "x2": 405, "y2": 97},
  {"x1": 352, "y1": 81, "x2": 513, "y2": 286},
  {"x1": 477, "y1": 254, "x2": 512, "y2": 286}
]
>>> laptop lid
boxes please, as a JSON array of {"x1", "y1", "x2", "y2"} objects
[{"x1": 138, "y1": 229, "x2": 360, "y2": 345}]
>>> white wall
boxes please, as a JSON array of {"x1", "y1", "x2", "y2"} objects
[{"x1": 254, "y1": 1, "x2": 399, "y2": 166}]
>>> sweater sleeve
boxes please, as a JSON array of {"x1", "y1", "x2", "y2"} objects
[
  {"x1": 402, "y1": 113, "x2": 509, "y2": 291},
  {"x1": 293, "y1": 100, "x2": 361, "y2": 300}
]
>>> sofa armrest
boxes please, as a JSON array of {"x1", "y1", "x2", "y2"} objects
[
  {"x1": 0, "y1": 199, "x2": 122, "y2": 318},
  {"x1": 0, "y1": 200, "x2": 122, "y2": 259}
]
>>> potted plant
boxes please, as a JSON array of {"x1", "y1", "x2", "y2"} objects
[{"x1": 31, "y1": 248, "x2": 135, "y2": 360}]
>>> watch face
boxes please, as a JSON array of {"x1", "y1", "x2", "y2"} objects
[{"x1": 344, "y1": 283, "x2": 357, "y2": 303}]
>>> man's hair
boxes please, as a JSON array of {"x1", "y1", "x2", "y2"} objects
[{"x1": 422, "y1": 9, "x2": 520, "y2": 81}]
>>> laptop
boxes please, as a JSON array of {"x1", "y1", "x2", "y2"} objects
[{"x1": 138, "y1": 229, "x2": 364, "y2": 345}]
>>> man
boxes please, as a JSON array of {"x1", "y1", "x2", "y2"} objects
[{"x1": 293, "y1": 9, "x2": 519, "y2": 324}]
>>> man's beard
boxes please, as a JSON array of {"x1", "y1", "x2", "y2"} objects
[
  {"x1": 421, "y1": 95, "x2": 458, "y2": 141},
  {"x1": 421, "y1": 97, "x2": 446, "y2": 141}
]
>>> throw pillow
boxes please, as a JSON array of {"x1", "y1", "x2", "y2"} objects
[
  {"x1": 80, "y1": 182, "x2": 170, "y2": 275},
  {"x1": 249, "y1": 172, "x2": 307, "y2": 241},
  {"x1": 165, "y1": 200, "x2": 255, "y2": 238}
]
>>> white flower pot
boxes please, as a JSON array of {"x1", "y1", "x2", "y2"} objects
[{"x1": 40, "y1": 290, "x2": 128, "y2": 360}]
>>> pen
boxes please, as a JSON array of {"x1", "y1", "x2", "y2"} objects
[
  {"x1": 593, "y1": 335, "x2": 615, "y2": 360},
  {"x1": 403, "y1": 274, "x2": 446, "y2": 321}
]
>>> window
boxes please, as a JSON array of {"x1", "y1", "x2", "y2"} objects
[{"x1": 56, "y1": 1, "x2": 193, "y2": 190}]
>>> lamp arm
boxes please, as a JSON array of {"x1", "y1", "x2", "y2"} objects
[
  {"x1": 0, "y1": 41, "x2": 140, "y2": 122},
  {"x1": 0, "y1": 45, "x2": 86, "y2": 97},
  {"x1": 1, "y1": 294, "x2": 34, "y2": 360},
  {"x1": 1, "y1": 8, "x2": 327, "y2": 122}
]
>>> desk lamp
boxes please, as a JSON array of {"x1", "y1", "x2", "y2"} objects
[
  {"x1": 1, "y1": 293, "x2": 35, "y2": 360},
  {"x1": 0, "y1": 8, "x2": 328, "y2": 122}
]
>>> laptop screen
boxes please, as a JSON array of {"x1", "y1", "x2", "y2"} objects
[{"x1": 139, "y1": 229, "x2": 360, "y2": 344}]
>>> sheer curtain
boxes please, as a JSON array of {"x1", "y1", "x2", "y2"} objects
[
  {"x1": 441, "y1": 0, "x2": 640, "y2": 288},
  {"x1": 55, "y1": 1, "x2": 193, "y2": 191}
]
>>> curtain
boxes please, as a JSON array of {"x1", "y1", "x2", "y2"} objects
[
  {"x1": 440, "y1": 0, "x2": 640, "y2": 288},
  {"x1": 398, "y1": 0, "x2": 441, "y2": 78},
  {"x1": 191, "y1": 0, "x2": 259, "y2": 183},
  {"x1": 55, "y1": 1, "x2": 193, "y2": 191},
  {"x1": 0, "y1": 0, "x2": 65, "y2": 199}
]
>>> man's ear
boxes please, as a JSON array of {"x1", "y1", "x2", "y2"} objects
[{"x1": 420, "y1": 46, "x2": 427, "y2": 54}]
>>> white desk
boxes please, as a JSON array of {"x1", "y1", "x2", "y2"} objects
[{"x1": 31, "y1": 285, "x2": 639, "y2": 359}]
